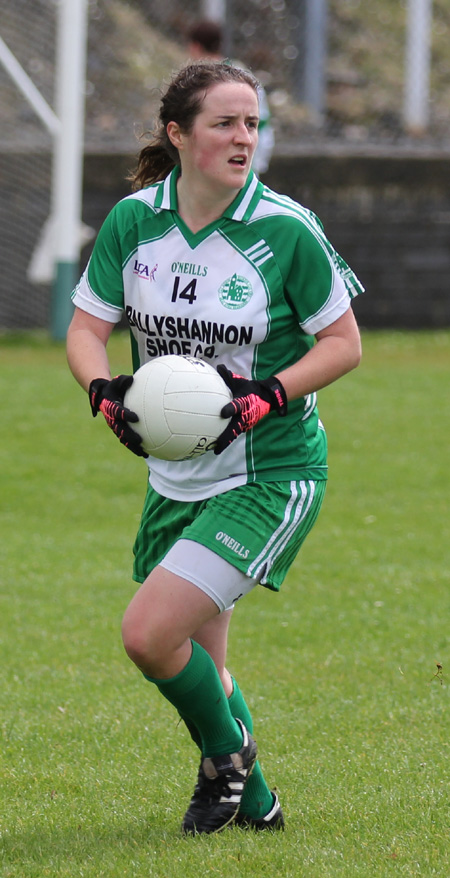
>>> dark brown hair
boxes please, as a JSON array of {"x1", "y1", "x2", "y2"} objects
[
  {"x1": 128, "y1": 62, "x2": 259, "y2": 191},
  {"x1": 187, "y1": 20, "x2": 223, "y2": 55}
]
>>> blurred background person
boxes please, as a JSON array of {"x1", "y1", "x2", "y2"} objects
[{"x1": 186, "y1": 19, "x2": 274, "y2": 176}]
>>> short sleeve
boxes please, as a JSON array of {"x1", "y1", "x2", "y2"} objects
[
  {"x1": 71, "y1": 205, "x2": 125, "y2": 321},
  {"x1": 284, "y1": 211, "x2": 364, "y2": 335}
]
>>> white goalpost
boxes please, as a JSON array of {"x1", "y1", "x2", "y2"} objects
[{"x1": 50, "y1": 0, "x2": 89, "y2": 340}]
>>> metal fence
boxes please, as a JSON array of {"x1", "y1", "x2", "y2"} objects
[{"x1": 1, "y1": 0, "x2": 450, "y2": 329}]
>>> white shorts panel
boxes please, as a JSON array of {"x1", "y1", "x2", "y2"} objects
[{"x1": 159, "y1": 538, "x2": 256, "y2": 613}]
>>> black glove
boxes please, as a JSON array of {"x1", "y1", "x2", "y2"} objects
[
  {"x1": 214, "y1": 365, "x2": 287, "y2": 455},
  {"x1": 89, "y1": 375, "x2": 147, "y2": 458}
]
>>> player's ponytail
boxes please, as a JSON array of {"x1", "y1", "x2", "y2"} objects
[{"x1": 128, "y1": 141, "x2": 176, "y2": 190}]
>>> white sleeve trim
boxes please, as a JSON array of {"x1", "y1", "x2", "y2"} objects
[
  {"x1": 72, "y1": 278, "x2": 123, "y2": 323},
  {"x1": 300, "y1": 277, "x2": 351, "y2": 336}
]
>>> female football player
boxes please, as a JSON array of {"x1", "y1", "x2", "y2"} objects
[{"x1": 66, "y1": 61, "x2": 363, "y2": 835}]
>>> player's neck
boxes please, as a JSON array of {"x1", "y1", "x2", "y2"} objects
[{"x1": 176, "y1": 174, "x2": 238, "y2": 233}]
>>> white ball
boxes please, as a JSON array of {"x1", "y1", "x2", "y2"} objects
[{"x1": 124, "y1": 355, "x2": 233, "y2": 460}]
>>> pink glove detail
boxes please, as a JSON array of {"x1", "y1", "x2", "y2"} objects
[
  {"x1": 89, "y1": 375, "x2": 147, "y2": 458},
  {"x1": 214, "y1": 366, "x2": 287, "y2": 455}
]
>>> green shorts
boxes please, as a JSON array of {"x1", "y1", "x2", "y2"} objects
[{"x1": 133, "y1": 478, "x2": 326, "y2": 592}]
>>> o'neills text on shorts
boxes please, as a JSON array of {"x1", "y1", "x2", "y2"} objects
[{"x1": 215, "y1": 531, "x2": 250, "y2": 559}]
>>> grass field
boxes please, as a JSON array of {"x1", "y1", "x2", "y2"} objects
[{"x1": 1, "y1": 330, "x2": 449, "y2": 878}]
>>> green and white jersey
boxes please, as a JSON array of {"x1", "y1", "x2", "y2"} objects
[{"x1": 72, "y1": 169, "x2": 364, "y2": 501}]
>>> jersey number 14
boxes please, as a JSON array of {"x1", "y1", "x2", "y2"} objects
[{"x1": 171, "y1": 277, "x2": 198, "y2": 305}]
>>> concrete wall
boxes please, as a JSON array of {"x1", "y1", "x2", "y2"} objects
[{"x1": 262, "y1": 150, "x2": 450, "y2": 330}]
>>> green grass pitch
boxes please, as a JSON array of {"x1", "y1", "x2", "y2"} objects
[{"x1": 1, "y1": 330, "x2": 449, "y2": 877}]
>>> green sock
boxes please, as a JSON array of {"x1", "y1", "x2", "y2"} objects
[
  {"x1": 178, "y1": 675, "x2": 273, "y2": 820},
  {"x1": 179, "y1": 712, "x2": 202, "y2": 749},
  {"x1": 145, "y1": 640, "x2": 242, "y2": 758},
  {"x1": 228, "y1": 677, "x2": 274, "y2": 820}
]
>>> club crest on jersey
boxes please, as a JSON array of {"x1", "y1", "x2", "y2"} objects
[{"x1": 218, "y1": 274, "x2": 253, "y2": 309}]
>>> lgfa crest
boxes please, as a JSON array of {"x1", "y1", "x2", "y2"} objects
[{"x1": 218, "y1": 274, "x2": 253, "y2": 309}]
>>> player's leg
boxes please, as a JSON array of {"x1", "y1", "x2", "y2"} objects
[
  {"x1": 229, "y1": 677, "x2": 284, "y2": 830},
  {"x1": 189, "y1": 613, "x2": 277, "y2": 822},
  {"x1": 175, "y1": 479, "x2": 327, "y2": 829},
  {"x1": 122, "y1": 566, "x2": 241, "y2": 753},
  {"x1": 158, "y1": 548, "x2": 277, "y2": 827},
  {"x1": 192, "y1": 609, "x2": 234, "y2": 694},
  {"x1": 172, "y1": 611, "x2": 232, "y2": 748},
  {"x1": 121, "y1": 565, "x2": 257, "y2": 834}
]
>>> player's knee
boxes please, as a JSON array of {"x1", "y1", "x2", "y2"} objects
[
  {"x1": 122, "y1": 613, "x2": 152, "y2": 667},
  {"x1": 121, "y1": 611, "x2": 172, "y2": 671},
  {"x1": 121, "y1": 622, "x2": 148, "y2": 668}
]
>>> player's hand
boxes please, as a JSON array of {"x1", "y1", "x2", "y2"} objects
[
  {"x1": 88, "y1": 374, "x2": 148, "y2": 458},
  {"x1": 214, "y1": 365, "x2": 287, "y2": 455}
]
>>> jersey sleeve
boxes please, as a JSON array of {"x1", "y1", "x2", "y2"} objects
[
  {"x1": 71, "y1": 205, "x2": 125, "y2": 323},
  {"x1": 285, "y1": 211, "x2": 364, "y2": 335}
]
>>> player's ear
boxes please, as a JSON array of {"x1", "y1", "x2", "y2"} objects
[{"x1": 167, "y1": 121, "x2": 184, "y2": 152}]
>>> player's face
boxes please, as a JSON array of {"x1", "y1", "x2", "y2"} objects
[{"x1": 177, "y1": 82, "x2": 259, "y2": 191}]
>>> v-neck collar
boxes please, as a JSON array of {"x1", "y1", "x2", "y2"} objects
[{"x1": 153, "y1": 167, "x2": 263, "y2": 247}]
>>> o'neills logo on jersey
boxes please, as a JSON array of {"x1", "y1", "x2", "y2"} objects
[
  {"x1": 219, "y1": 274, "x2": 253, "y2": 310},
  {"x1": 171, "y1": 261, "x2": 208, "y2": 277},
  {"x1": 215, "y1": 531, "x2": 250, "y2": 559}
]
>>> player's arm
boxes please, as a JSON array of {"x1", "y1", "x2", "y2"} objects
[
  {"x1": 214, "y1": 307, "x2": 361, "y2": 454},
  {"x1": 66, "y1": 307, "x2": 147, "y2": 457},
  {"x1": 275, "y1": 306, "x2": 361, "y2": 401},
  {"x1": 66, "y1": 306, "x2": 114, "y2": 390}
]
